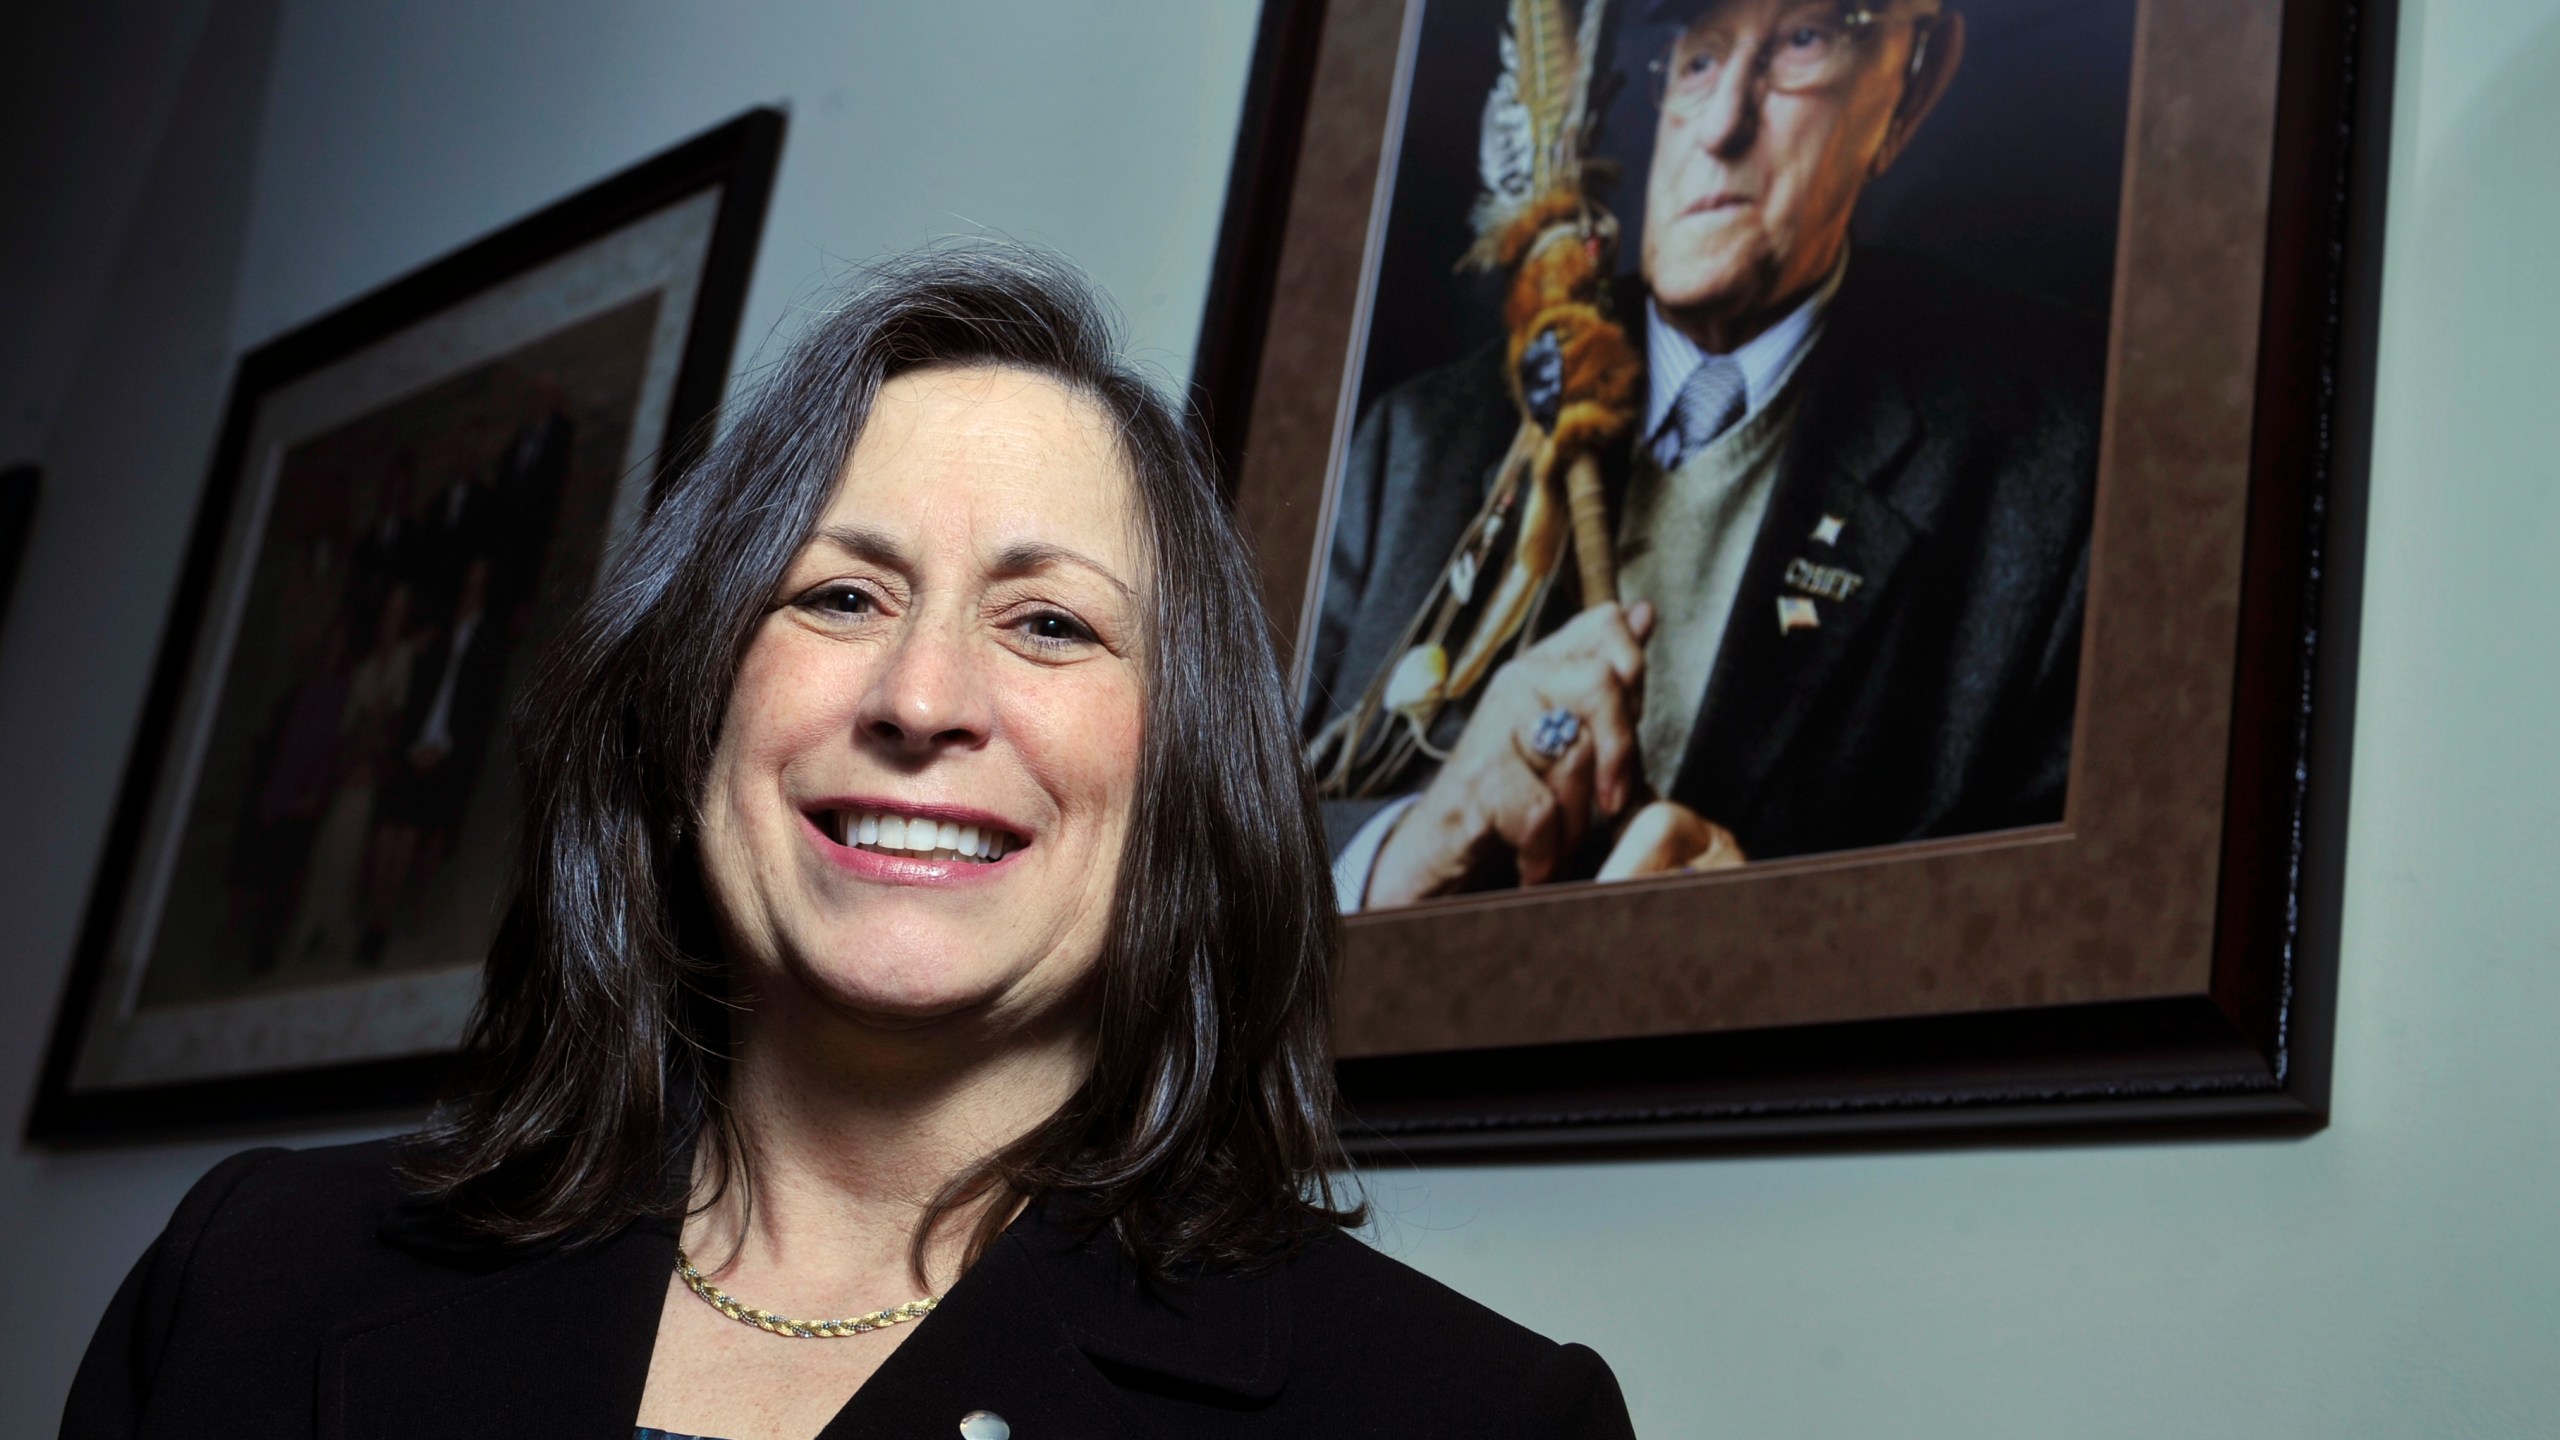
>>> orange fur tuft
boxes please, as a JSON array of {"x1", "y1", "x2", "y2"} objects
[{"x1": 1504, "y1": 299, "x2": 1641, "y2": 451}]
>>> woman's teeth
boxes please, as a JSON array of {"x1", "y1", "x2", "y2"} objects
[{"x1": 834, "y1": 810, "x2": 1016, "y2": 863}]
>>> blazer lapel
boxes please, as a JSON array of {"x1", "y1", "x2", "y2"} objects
[
  {"x1": 819, "y1": 1228, "x2": 1143, "y2": 1440},
  {"x1": 1668, "y1": 324, "x2": 1928, "y2": 827},
  {"x1": 320, "y1": 1216, "x2": 676, "y2": 1440},
  {"x1": 324, "y1": 1193, "x2": 1283, "y2": 1440},
  {"x1": 827, "y1": 1199, "x2": 1288, "y2": 1440}
]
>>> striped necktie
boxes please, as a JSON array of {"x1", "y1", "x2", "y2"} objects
[{"x1": 1650, "y1": 353, "x2": 1748, "y2": 470}]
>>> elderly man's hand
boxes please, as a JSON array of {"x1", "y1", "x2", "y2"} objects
[
  {"x1": 1595, "y1": 799, "x2": 1746, "y2": 880},
  {"x1": 1366, "y1": 602, "x2": 1654, "y2": 907}
]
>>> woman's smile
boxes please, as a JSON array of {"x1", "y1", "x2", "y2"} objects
[{"x1": 799, "y1": 798, "x2": 1030, "y2": 884}]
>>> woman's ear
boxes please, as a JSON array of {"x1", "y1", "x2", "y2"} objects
[{"x1": 1872, "y1": 8, "x2": 1967, "y2": 178}]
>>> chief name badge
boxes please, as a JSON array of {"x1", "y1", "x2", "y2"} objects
[{"x1": 1777, "y1": 556, "x2": 1865, "y2": 635}]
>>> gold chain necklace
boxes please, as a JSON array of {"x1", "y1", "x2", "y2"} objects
[{"x1": 674, "y1": 1245, "x2": 940, "y2": 1339}]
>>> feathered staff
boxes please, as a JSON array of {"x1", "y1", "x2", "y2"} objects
[{"x1": 1313, "y1": 0, "x2": 1640, "y2": 798}]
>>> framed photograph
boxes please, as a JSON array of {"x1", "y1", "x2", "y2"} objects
[
  {"x1": 29, "y1": 109, "x2": 783, "y2": 1138},
  {"x1": 1196, "y1": 0, "x2": 2388, "y2": 1149}
]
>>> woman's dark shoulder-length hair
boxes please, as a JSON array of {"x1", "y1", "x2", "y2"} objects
[{"x1": 404, "y1": 241, "x2": 1358, "y2": 1272}]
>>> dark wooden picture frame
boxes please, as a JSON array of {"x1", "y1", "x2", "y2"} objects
[
  {"x1": 28, "y1": 109, "x2": 784, "y2": 1141},
  {"x1": 1195, "y1": 0, "x2": 2393, "y2": 1153}
]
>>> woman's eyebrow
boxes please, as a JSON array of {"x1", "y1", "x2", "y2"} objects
[
  {"x1": 815, "y1": 524, "x2": 911, "y2": 572},
  {"x1": 813, "y1": 526, "x2": 1132, "y2": 599},
  {"x1": 991, "y1": 540, "x2": 1135, "y2": 600}
]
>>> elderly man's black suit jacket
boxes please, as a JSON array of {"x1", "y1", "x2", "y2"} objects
[
  {"x1": 1309, "y1": 249, "x2": 2101, "y2": 872},
  {"x1": 62, "y1": 1141, "x2": 1634, "y2": 1438}
]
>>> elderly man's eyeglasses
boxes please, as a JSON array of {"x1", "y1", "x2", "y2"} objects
[{"x1": 1648, "y1": 5, "x2": 1923, "y2": 109}]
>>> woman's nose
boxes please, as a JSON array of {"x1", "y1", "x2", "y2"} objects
[{"x1": 857, "y1": 618, "x2": 994, "y2": 756}]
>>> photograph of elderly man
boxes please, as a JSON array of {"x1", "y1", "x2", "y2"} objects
[{"x1": 1305, "y1": 0, "x2": 2127, "y2": 910}]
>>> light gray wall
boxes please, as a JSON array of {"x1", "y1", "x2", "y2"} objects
[{"x1": 5, "y1": 1, "x2": 2557, "y2": 1436}]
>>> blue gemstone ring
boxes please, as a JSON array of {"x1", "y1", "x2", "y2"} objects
[{"x1": 1529, "y1": 707, "x2": 1582, "y2": 762}]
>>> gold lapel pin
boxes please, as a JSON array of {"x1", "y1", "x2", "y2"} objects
[{"x1": 1783, "y1": 557, "x2": 1866, "y2": 603}]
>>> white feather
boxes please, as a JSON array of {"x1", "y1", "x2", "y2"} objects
[
  {"x1": 1478, "y1": 28, "x2": 1536, "y2": 220},
  {"x1": 1563, "y1": 0, "x2": 1607, "y2": 150}
]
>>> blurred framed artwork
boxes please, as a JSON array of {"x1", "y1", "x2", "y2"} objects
[
  {"x1": 29, "y1": 109, "x2": 783, "y2": 1137},
  {"x1": 1195, "y1": 0, "x2": 2389, "y2": 1149}
]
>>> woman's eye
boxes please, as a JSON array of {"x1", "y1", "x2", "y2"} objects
[
  {"x1": 1784, "y1": 24, "x2": 1833, "y2": 50},
  {"x1": 1017, "y1": 611, "x2": 1097, "y2": 648},
  {"x1": 801, "y1": 585, "x2": 879, "y2": 617}
]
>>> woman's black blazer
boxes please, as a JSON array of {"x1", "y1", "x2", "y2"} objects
[{"x1": 64, "y1": 1141, "x2": 1637, "y2": 1438}]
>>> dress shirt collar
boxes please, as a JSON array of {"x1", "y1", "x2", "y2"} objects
[{"x1": 1643, "y1": 250, "x2": 1849, "y2": 443}]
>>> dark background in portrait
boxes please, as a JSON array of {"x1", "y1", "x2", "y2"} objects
[{"x1": 1352, "y1": 0, "x2": 2140, "y2": 416}]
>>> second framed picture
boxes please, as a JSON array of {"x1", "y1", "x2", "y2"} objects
[
  {"x1": 31, "y1": 110, "x2": 785, "y2": 1137},
  {"x1": 1200, "y1": 0, "x2": 2386, "y2": 1148}
]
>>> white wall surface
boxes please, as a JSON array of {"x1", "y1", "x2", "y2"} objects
[{"x1": 4, "y1": 0, "x2": 2557, "y2": 1436}]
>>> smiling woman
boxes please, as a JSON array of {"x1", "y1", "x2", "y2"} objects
[{"x1": 63, "y1": 245, "x2": 1637, "y2": 1440}]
